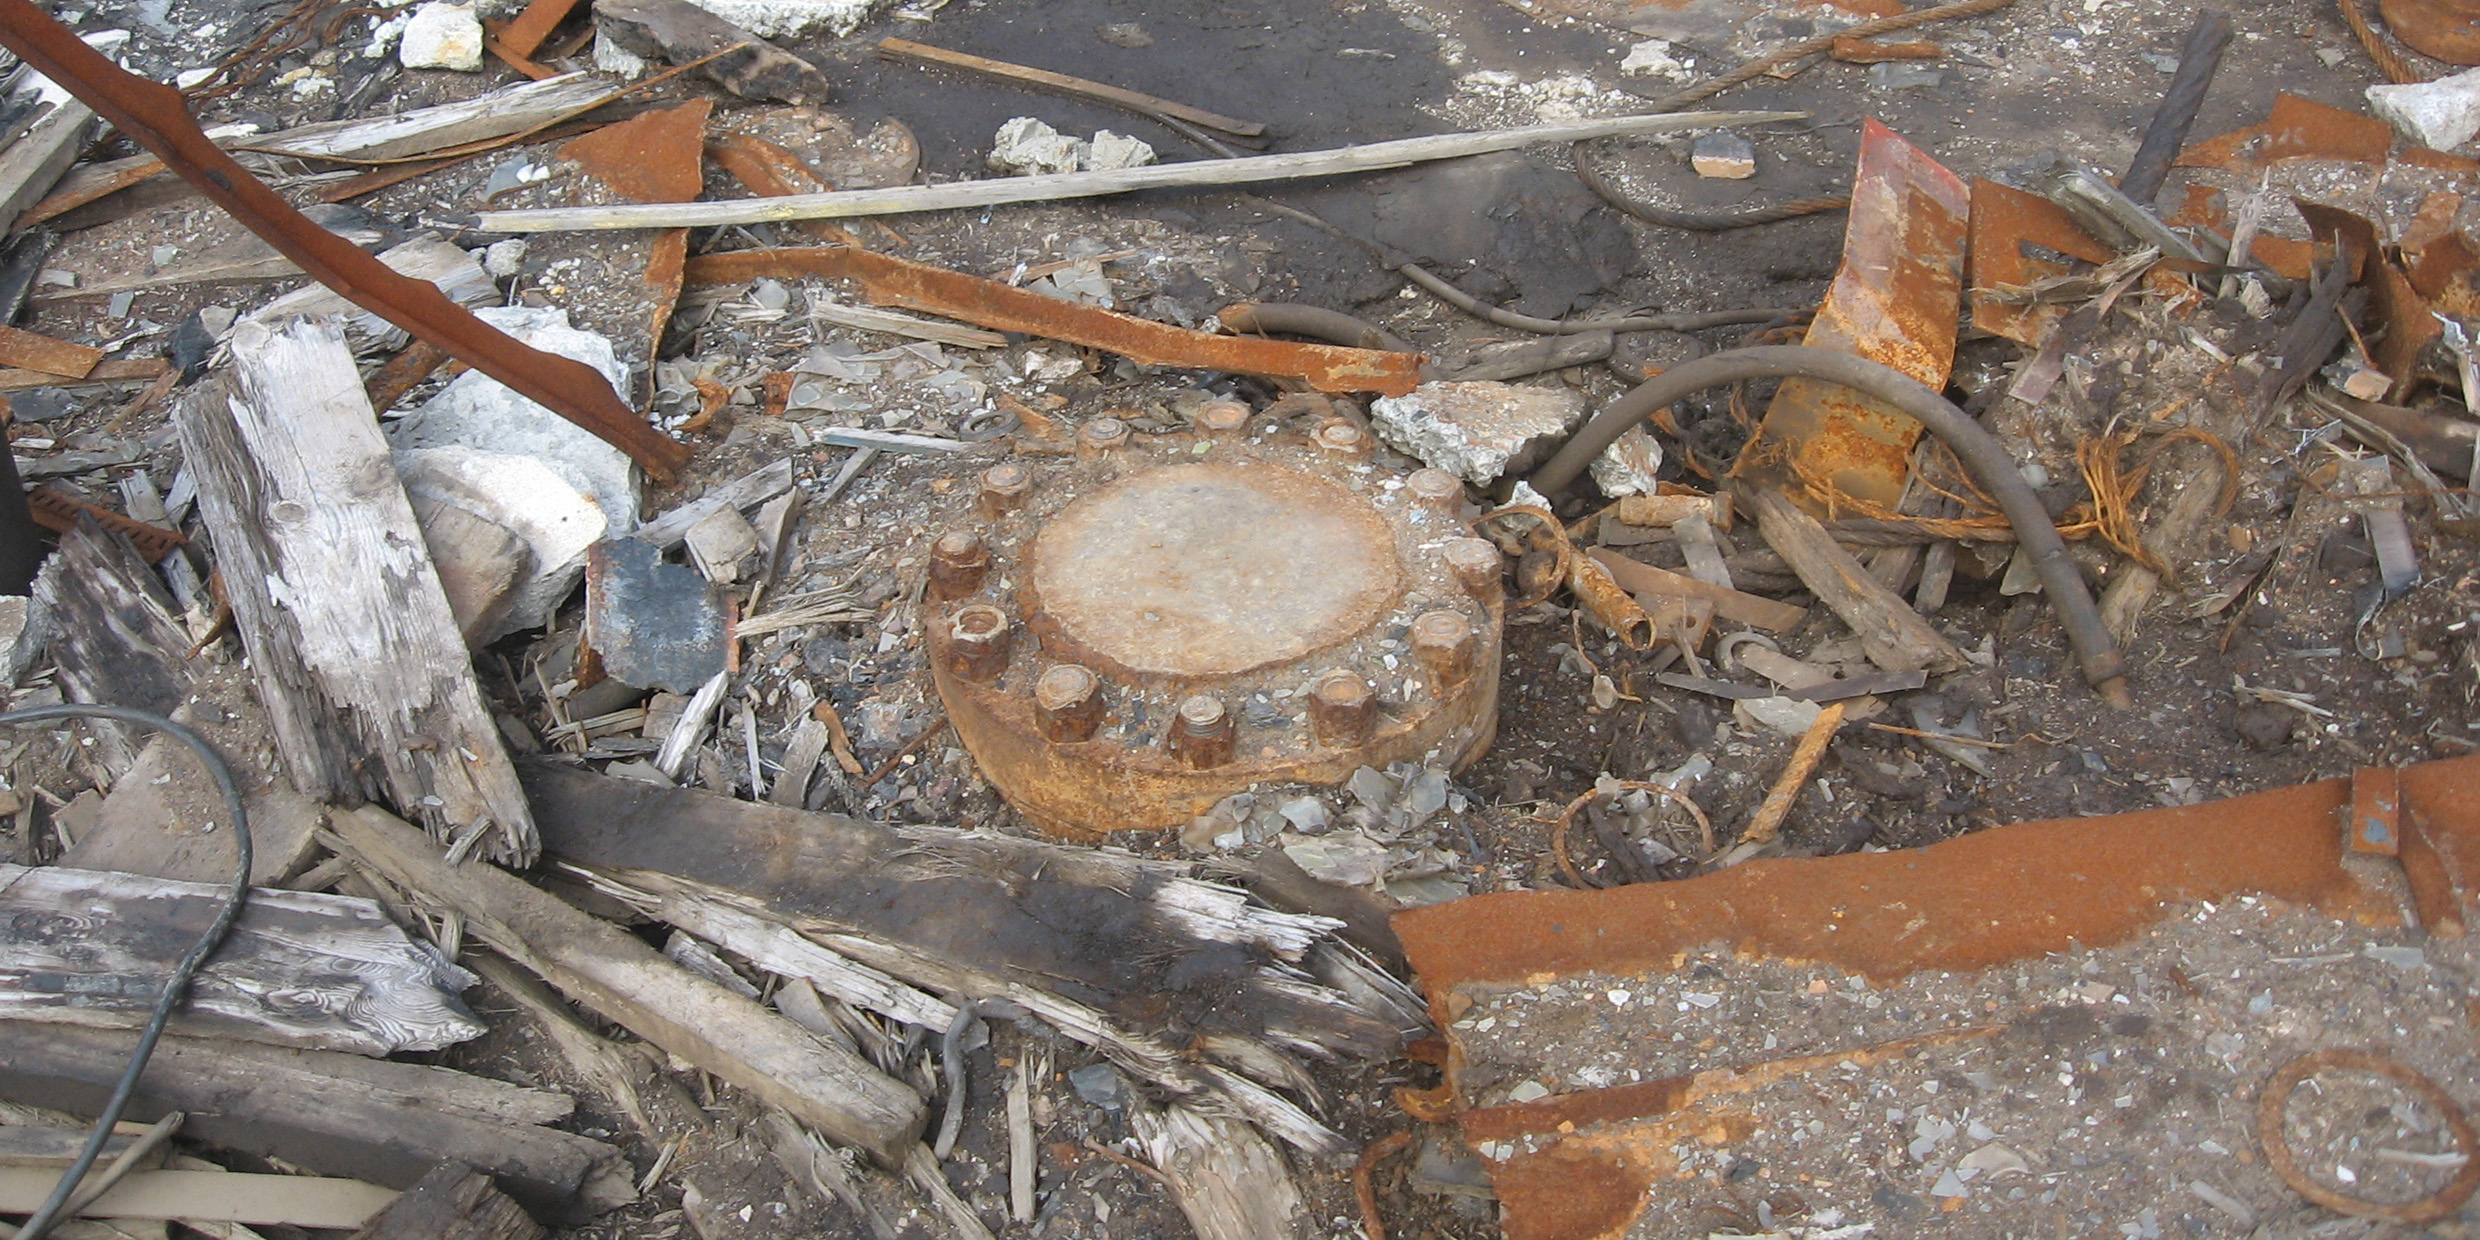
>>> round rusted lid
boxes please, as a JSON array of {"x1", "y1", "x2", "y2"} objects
[{"x1": 1027, "y1": 463, "x2": 1402, "y2": 677}]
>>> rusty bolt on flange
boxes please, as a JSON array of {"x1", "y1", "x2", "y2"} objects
[
  {"x1": 928, "y1": 530, "x2": 990, "y2": 600},
  {"x1": 924, "y1": 407, "x2": 1505, "y2": 839}
]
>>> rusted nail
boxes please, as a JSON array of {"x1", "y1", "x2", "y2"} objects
[
  {"x1": 1443, "y1": 538, "x2": 1504, "y2": 603},
  {"x1": 1194, "y1": 399, "x2": 1251, "y2": 440},
  {"x1": 1406, "y1": 468, "x2": 1463, "y2": 512},
  {"x1": 978, "y1": 462, "x2": 1034, "y2": 516},
  {"x1": 928, "y1": 529, "x2": 990, "y2": 600},
  {"x1": 1307, "y1": 671, "x2": 1376, "y2": 747},
  {"x1": 1409, "y1": 611, "x2": 1477, "y2": 689},
  {"x1": 1033, "y1": 664, "x2": 1104, "y2": 743},
  {"x1": 1169, "y1": 694, "x2": 1235, "y2": 768},
  {"x1": 1078, "y1": 416, "x2": 1129, "y2": 456},
  {"x1": 1314, "y1": 419, "x2": 1373, "y2": 457},
  {"x1": 947, "y1": 604, "x2": 1012, "y2": 682}
]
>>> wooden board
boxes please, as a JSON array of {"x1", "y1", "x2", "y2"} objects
[
  {"x1": 0, "y1": 1024, "x2": 626, "y2": 1222},
  {"x1": 0, "y1": 100, "x2": 97, "y2": 230},
  {"x1": 29, "y1": 520, "x2": 191, "y2": 777},
  {"x1": 326, "y1": 805, "x2": 927, "y2": 1164},
  {"x1": 1742, "y1": 487, "x2": 1967, "y2": 674},
  {"x1": 1587, "y1": 548, "x2": 1808, "y2": 633},
  {"x1": 351, "y1": 1161, "x2": 543, "y2": 1240},
  {"x1": 0, "y1": 1167, "x2": 396, "y2": 1227},
  {"x1": 174, "y1": 319, "x2": 536, "y2": 864},
  {"x1": 0, "y1": 863, "x2": 485, "y2": 1055}
]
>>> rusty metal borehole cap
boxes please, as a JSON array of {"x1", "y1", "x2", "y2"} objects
[{"x1": 1027, "y1": 463, "x2": 1403, "y2": 677}]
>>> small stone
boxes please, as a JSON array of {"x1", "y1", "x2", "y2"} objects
[
  {"x1": 1958, "y1": 1142, "x2": 2030, "y2": 1180},
  {"x1": 2316, "y1": 46, "x2": 2349, "y2": 66},
  {"x1": 1690, "y1": 131, "x2": 1757, "y2": 179},
  {"x1": 398, "y1": 0, "x2": 484, "y2": 71},
  {"x1": 2369, "y1": 66, "x2": 2480, "y2": 150},
  {"x1": 1867, "y1": 62, "x2": 1945, "y2": 90},
  {"x1": 2364, "y1": 944, "x2": 2427, "y2": 968},
  {"x1": 1931, "y1": 1168, "x2": 1969, "y2": 1198},
  {"x1": 1620, "y1": 38, "x2": 1692, "y2": 78},
  {"x1": 1506, "y1": 1080, "x2": 1551, "y2": 1103},
  {"x1": 1734, "y1": 694, "x2": 1823, "y2": 738},
  {"x1": 1067, "y1": 1063, "x2": 1128, "y2": 1111},
  {"x1": 173, "y1": 66, "x2": 217, "y2": 89},
  {"x1": 2233, "y1": 701, "x2": 2294, "y2": 751},
  {"x1": 1277, "y1": 796, "x2": 1330, "y2": 833},
  {"x1": 1096, "y1": 22, "x2": 1151, "y2": 47},
  {"x1": 1347, "y1": 765, "x2": 1396, "y2": 810},
  {"x1": 481, "y1": 238, "x2": 528, "y2": 279}
]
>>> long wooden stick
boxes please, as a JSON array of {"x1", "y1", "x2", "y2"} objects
[
  {"x1": 878, "y1": 37, "x2": 1266, "y2": 137},
  {"x1": 471, "y1": 110, "x2": 1804, "y2": 232}
]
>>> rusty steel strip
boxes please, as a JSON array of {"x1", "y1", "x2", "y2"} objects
[
  {"x1": 0, "y1": 324, "x2": 101, "y2": 379},
  {"x1": 0, "y1": 1, "x2": 690, "y2": 480},
  {"x1": 26, "y1": 487, "x2": 186, "y2": 561},
  {"x1": 683, "y1": 246, "x2": 1428, "y2": 395},
  {"x1": 560, "y1": 100, "x2": 709, "y2": 355},
  {"x1": 1743, "y1": 118, "x2": 1968, "y2": 509},
  {"x1": 2176, "y1": 93, "x2": 2394, "y2": 174},
  {"x1": 1965, "y1": 178, "x2": 2114, "y2": 347}
]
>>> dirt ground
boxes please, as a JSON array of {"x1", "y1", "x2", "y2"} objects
[{"x1": 5, "y1": 0, "x2": 2480, "y2": 1235}]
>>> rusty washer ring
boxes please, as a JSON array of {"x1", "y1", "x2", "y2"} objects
[
  {"x1": 1549, "y1": 779, "x2": 1715, "y2": 888},
  {"x1": 2256, "y1": 1048, "x2": 2480, "y2": 1224}
]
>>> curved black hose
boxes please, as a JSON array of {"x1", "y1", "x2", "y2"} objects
[
  {"x1": 1530, "y1": 345, "x2": 2132, "y2": 708},
  {"x1": 8, "y1": 704, "x2": 249, "y2": 1240},
  {"x1": 1217, "y1": 302, "x2": 1420, "y2": 355},
  {"x1": 1573, "y1": 141, "x2": 1850, "y2": 233}
]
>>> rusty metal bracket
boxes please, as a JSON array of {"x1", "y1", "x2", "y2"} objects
[
  {"x1": 0, "y1": 0, "x2": 691, "y2": 482},
  {"x1": 2349, "y1": 765, "x2": 2402, "y2": 856}
]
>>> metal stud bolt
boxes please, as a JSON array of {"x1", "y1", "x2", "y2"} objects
[
  {"x1": 1307, "y1": 671, "x2": 1376, "y2": 747},
  {"x1": 1409, "y1": 610, "x2": 1477, "y2": 689},
  {"x1": 947, "y1": 604, "x2": 1012, "y2": 683},
  {"x1": 978, "y1": 462, "x2": 1033, "y2": 517},
  {"x1": 1169, "y1": 694, "x2": 1235, "y2": 769},
  {"x1": 927, "y1": 530, "x2": 990, "y2": 600},
  {"x1": 1034, "y1": 664, "x2": 1104, "y2": 743}
]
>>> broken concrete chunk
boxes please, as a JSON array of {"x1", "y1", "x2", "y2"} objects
[
  {"x1": 407, "y1": 490, "x2": 533, "y2": 644},
  {"x1": 396, "y1": 447, "x2": 608, "y2": 641},
  {"x1": 1620, "y1": 38, "x2": 1693, "y2": 79},
  {"x1": 989, "y1": 116, "x2": 1087, "y2": 176},
  {"x1": 2368, "y1": 66, "x2": 2480, "y2": 151},
  {"x1": 593, "y1": 0, "x2": 832, "y2": 104},
  {"x1": 386, "y1": 306, "x2": 639, "y2": 543},
  {"x1": 582, "y1": 538, "x2": 728, "y2": 695},
  {"x1": 1086, "y1": 130, "x2": 1157, "y2": 171},
  {"x1": 640, "y1": 0, "x2": 878, "y2": 39},
  {"x1": 1369, "y1": 381, "x2": 1588, "y2": 486},
  {"x1": 1691, "y1": 131, "x2": 1757, "y2": 179},
  {"x1": 1734, "y1": 694, "x2": 1824, "y2": 738},
  {"x1": 1282, "y1": 831, "x2": 1390, "y2": 887},
  {"x1": 399, "y1": 0, "x2": 484, "y2": 70},
  {"x1": 682, "y1": 504, "x2": 760, "y2": 584}
]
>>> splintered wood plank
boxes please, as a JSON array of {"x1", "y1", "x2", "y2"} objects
[
  {"x1": 350, "y1": 1160, "x2": 543, "y2": 1240},
  {"x1": 174, "y1": 319, "x2": 536, "y2": 865},
  {"x1": 325, "y1": 805, "x2": 927, "y2": 1163},
  {"x1": 0, "y1": 1167, "x2": 396, "y2": 1227},
  {"x1": 0, "y1": 863, "x2": 486, "y2": 1055}
]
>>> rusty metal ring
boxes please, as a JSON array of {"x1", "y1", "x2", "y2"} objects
[
  {"x1": 2256, "y1": 1048, "x2": 2480, "y2": 1224},
  {"x1": 1549, "y1": 779, "x2": 1716, "y2": 888},
  {"x1": 1473, "y1": 504, "x2": 1571, "y2": 610}
]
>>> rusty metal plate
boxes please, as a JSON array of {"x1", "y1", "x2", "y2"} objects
[
  {"x1": 1965, "y1": 177, "x2": 2114, "y2": 346},
  {"x1": 926, "y1": 425, "x2": 1501, "y2": 839},
  {"x1": 1745, "y1": 118, "x2": 1967, "y2": 508},
  {"x1": 1026, "y1": 464, "x2": 1401, "y2": 678},
  {"x1": 561, "y1": 99, "x2": 707, "y2": 353},
  {"x1": 2177, "y1": 93, "x2": 2393, "y2": 174}
]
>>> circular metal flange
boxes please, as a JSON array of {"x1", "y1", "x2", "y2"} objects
[{"x1": 924, "y1": 418, "x2": 1504, "y2": 839}]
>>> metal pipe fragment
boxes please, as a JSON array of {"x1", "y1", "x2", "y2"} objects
[
  {"x1": 1568, "y1": 552, "x2": 1658, "y2": 649},
  {"x1": 1533, "y1": 345, "x2": 2131, "y2": 707}
]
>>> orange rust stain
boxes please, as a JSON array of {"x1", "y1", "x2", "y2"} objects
[
  {"x1": 1489, "y1": 1139, "x2": 1665, "y2": 1240},
  {"x1": 2177, "y1": 93, "x2": 2393, "y2": 174},
  {"x1": 684, "y1": 247, "x2": 1427, "y2": 395},
  {"x1": 1752, "y1": 119, "x2": 1966, "y2": 509},
  {"x1": 1395, "y1": 759, "x2": 2442, "y2": 995},
  {"x1": 562, "y1": 100, "x2": 710, "y2": 355}
]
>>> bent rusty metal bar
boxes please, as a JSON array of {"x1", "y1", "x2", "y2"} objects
[
  {"x1": 684, "y1": 246, "x2": 1428, "y2": 395},
  {"x1": 0, "y1": 0, "x2": 692, "y2": 481}
]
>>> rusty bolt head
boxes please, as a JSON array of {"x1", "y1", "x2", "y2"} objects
[
  {"x1": 1314, "y1": 420, "x2": 1371, "y2": 457},
  {"x1": 946, "y1": 604, "x2": 1012, "y2": 683},
  {"x1": 1169, "y1": 694, "x2": 1236, "y2": 769},
  {"x1": 927, "y1": 529, "x2": 990, "y2": 600},
  {"x1": 1195, "y1": 400, "x2": 1250, "y2": 440},
  {"x1": 1033, "y1": 664, "x2": 1104, "y2": 743},
  {"x1": 1409, "y1": 610, "x2": 1477, "y2": 689},
  {"x1": 977, "y1": 462, "x2": 1033, "y2": 517},
  {"x1": 1078, "y1": 417, "x2": 1129, "y2": 456},
  {"x1": 1307, "y1": 671, "x2": 1376, "y2": 747},
  {"x1": 1406, "y1": 468, "x2": 1463, "y2": 512},
  {"x1": 1443, "y1": 538, "x2": 1504, "y2": 603}
]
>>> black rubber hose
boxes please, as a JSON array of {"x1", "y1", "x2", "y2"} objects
[
  {"x1": 8, "y1": 704, "x2": 250, "y2": 1240},
  {"x1": 1529, "y1": 345, "x2": 2132, "y2": 708},
  {"x1": 2119, "y1": 11, "x2": 2232, "y2": 205},
  {"x1": 1217, "y1": 302, "x2": 1421, "y2": 355}
]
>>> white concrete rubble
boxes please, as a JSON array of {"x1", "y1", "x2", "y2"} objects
[
  {"x1": 1370, "y1": 381, "x2": 1587, "y2": 486},
  {"x1": 398, "y1": 1, "x2": 483, "y2": 71},
  {"x1": 988, "y1": 117, "x2": 1087, "y2": 176},
  {"x1": 2368, "y1": 66, "x2": 2480, "y2": 151}
]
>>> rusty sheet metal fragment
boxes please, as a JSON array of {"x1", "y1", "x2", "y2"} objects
[
  {"x1": 2301, "y1": 199, "x2": 2435, "y2": 398},
  {"x1": 1964, "y1": 178, "x2": 2114, "y2": 346},
  {"x1": 2177, "y1": 93, "x2": 2393, "y2": 174},
  {"x1": 2164, "y1": 183, "x2": 2320, "y2": 280},
  {"x1": 2351, "y1": 765, "x2": 2402, "y2": 855},
  {"x1": 580, "y1": 537, "x2": 727, "y2": 694},
  {"x1": 683, "y1": 247, "x2": 1428, "y2": 395},
  {"x1": 1745, "y1": 118, "x2": 1966, "y2": 508},
  {"x1": 0, "y1": 1, "x2": 691, "y2": 481},
  {"x1": 2379, "y1": 0, "x2": 2480, "y2": 65},
  {"x1": 2402, "y1": 191, "x2": 2480, "y2": 316},
  {"x1": 25, "y1": 487, "x2": 184, "y2": 560},
  {"x1": 560, "y1": 99, "x2": 708, "y2": 353},
  {"x1": 0, "y1": 324, "x2": 99, "y2": 379},
  {"x1": 704, "y1": 132, "x2": 859, "y2": 245}
]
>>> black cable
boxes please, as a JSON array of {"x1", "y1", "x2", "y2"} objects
[{"x1": 5, "y1": 704, "x2": 249, "y2": 1240}]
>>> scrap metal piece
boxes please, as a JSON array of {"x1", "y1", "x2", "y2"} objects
[
  {"x1": 2302, "y1": 199, "x2": 2437, "y2": 399},
  {"x1": 2028, "y1": 152, "x2": 2206, "y2": 263},
  {"x1": 559, "y1": 99, "x2": 708, "y2": 355},
  {"x1": 2382, "y1": 0, "x2": 2480, "y2": 65},
  {"x1": 2350, "y1": 765, "x2": 2402, "y2": 856},
  {"x1": 684, "y1": 246, "x2": 1428, "y2": 395},
  {"x1": 925, "y1": 432, "x2": 1501, "y2": 839},
  {"x1": 2258, "y1": 1050, "x2": 2480, "y2": 1223},
  {"x1": 1964, "y1": 178, "x2": 2115, "y2": 346},
  {"x1": 2177, "y1": 93, "x2": 2394, "y2": 174},
  {"x1": 1743, "y1": 119, "x2": 1967, "y2": 508},
  {"x1": 0, "y1": 0, "x2": 691, "y2": 482},
  {"x1": 581, "y1": 538, "x2": 728, "y2": 695}
]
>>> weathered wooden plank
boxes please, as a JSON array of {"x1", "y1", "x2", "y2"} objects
[
  {"x1": 0, "y1": 1025, "x2": 627, "y2": 1221},
  {"x1": 326, "y1": 805, "x2": 926, "y2": 1164},
  {"x1": 0, "y1": 863, "x2": 485, "y2": 1055},
  {"x1": 525, "y1": 763, "x2": 1423, "y2": 1155},
  {"x1": 0, "y1": 98, "x2": 97, "y2": 230},
  {"x1": 1131, "y1": 1102, "x2": 1309, "y2": 1240},
  {"x1": 29, "y1": 519, "x2": 190, "y2": 777},
  {"x1": 174, "y1": 319, "x2": 536, "y2": 864},
  {"x1": 1742, "y1": 487, "x2": 1969, "y2": 674},
  {"x1": 0, "y1": 1167, "x2": 396, "y2": 1227},
  {"x1": 350, "y1": 1161, "x2": 543, "y2": 1240}
]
